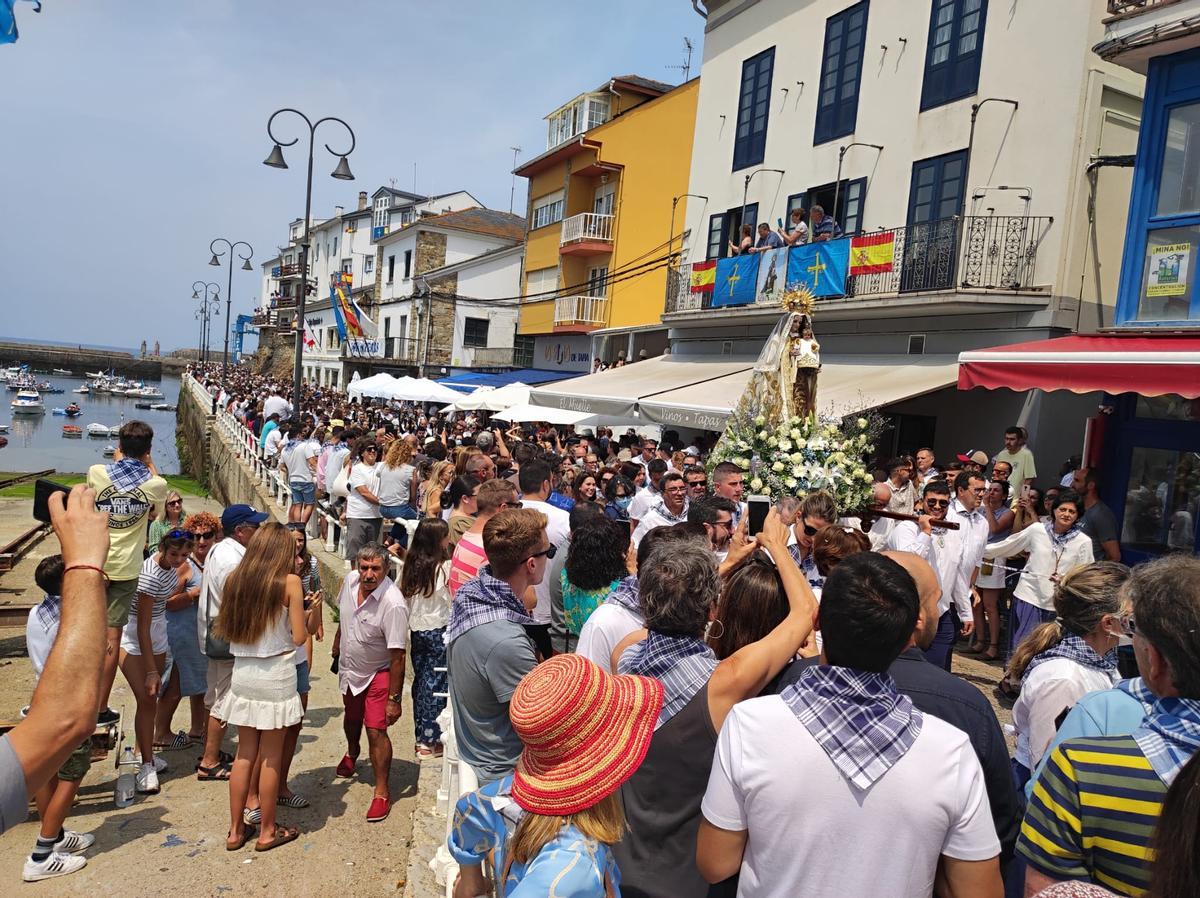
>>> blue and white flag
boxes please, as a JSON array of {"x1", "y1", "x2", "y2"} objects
[
  {"x1": 712, "y1": 254, "x2": 760, "y2": 308},
  {"x1": 787, "y1": 239, "x2": 851, "y2": 298},
  {"x1": 1, "y1": 0, "x2": 41, "y2": 46}
]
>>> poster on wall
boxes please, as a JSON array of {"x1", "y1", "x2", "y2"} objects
[{"x1": 1147, "y1": 243, "x2": 1190, "y2": 297}]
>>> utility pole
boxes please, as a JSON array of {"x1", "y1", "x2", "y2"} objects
[{"x1": 509, "y1": 146, "x2": 522, "y2": 214}]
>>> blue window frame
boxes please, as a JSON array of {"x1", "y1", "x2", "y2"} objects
[
  {"x1": 902, "y1": 150, "x2": 968, "y2": 292},
  {"x1": 920, "y1": 0, "x2": 987, "y2": 111},
  {"x1": 733, "y1": 48, "x2": 775, "y2": 170},
  {"x1": 1116, "y1": 48, "x2": 1200, "y2": 325},
  {"x1": 706, "y1": 213, "x2": 726, "y2": 260},
  {"x1": 814, "y1": 1, "x2": 869, "y2": 145}
]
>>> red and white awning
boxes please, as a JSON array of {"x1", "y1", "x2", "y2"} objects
[{"x1": 958, "y1": 334, "x2": 1200, "y2": 399}]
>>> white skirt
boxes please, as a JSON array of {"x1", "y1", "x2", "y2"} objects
[
  {"x1": 212, "y1": 651, "x2": 302, "y2": 730},
  {"x1": 977, "y1": 555, "x2": 1009, "y2": 589}
]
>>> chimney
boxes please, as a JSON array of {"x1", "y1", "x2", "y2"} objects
[
  {"x1": 334, "y1": 205, "x2": 344, "y2": 218},
  {"x1": 358, "y1": 191, "x2": 369, "y2": 211}
]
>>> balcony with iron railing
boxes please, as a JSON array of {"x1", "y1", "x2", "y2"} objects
[
  {"x1": 554, "y1": 295, "x2": 609, "y2": 330},
  {"x1": 384, "y1": 336, "x2": 421, "y2": 362},
  {"x1": 665, "y1": 214, "x2": 1055, "y2": 315},
  {"x1": 560, "y1": 213, "x2": 615, "y2": 256},
  {"x1": 1105, "y1": 0, "x2": 1185, "y2": 20},
  {"x1": 279, "y1": 263, "x2": 302, "y2": 278}
]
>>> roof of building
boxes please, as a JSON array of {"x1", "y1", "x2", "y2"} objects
[
  {"x1": 372, "y1": 185, "x2": 427, "y2": 202},
  {"x1": 602, "y1": 74, "x2": 676, "y2": 96},
  {"x1": 376, "y1": 206, "x2": 525, "y2": 244}
]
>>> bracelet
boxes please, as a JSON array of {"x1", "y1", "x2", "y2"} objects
[{"x1": 64, "y1": 564, "x2": 110, "y2": 584}]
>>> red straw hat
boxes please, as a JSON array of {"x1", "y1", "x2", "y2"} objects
[{"x1": 510, "y1": 653, "x2": 663, "y2": 816}]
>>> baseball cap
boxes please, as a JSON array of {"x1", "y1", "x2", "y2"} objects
[
  {"x1": 221, "y1": 504, "x2": 269, "y2": 531},
  {"x1": 956, "y1": 449, "x2": 990, "y2": 466}
]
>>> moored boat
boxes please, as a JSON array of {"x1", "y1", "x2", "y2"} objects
[
  {"x1": 53, "y1": 368, "x2": 72, "y2": 375},
  {"x1": 11, "y1": 390, "x2": 45, "y2": 414},
  {"x1": 86, "y1": 422, "x2": 115, "y2": 437},
  {"x1": 62, "y1": 425, "x2": 82, "y2": 438},
  {"x1": 73, "y1": 385, "x2": 90, "y2": 394},
  {"x1": 102, "y1": 444, "x2": 116, "y2": 457}
]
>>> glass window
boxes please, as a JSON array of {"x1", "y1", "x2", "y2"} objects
[
  {"x1": 1136, "y1": 395, "x2": 1200, "y2": 421},
  {"x1": 1121, "y1": 446, "x2": 1199, "y2": 553},
  {"x1": 1156, "y1": 102, "x2": 1200, "y2": 217},
  {"x1": 1135, "y1": 224, "x2": 1198, "y2": 321},
  {"x1": 463, "y1": 317, "x2": 489, "y2": 348},
  {"x1": 814, "y1": 2, "x2": 868, "y2": 144},
  {"x1": 733, "y1": 47, "x2": 775, "y2": 170},
  {"x1": 921, "y1": 0, "x2": 988, "y2": 111},
  {"x1": 526, "y1": 266, "x2": 559, "y2": 299},
  {"x1": 364, "y1": 255, "x2": 374, "y2": 275},
  {"x1": 531, "y1": 191, "x2": 565, "y2": 230},
  {"x1": 514, "y1": 335, "x2": 535, "y2": 368},
  {"x1": 707, "y1": 213, "x2": 726, "y2": 260}
]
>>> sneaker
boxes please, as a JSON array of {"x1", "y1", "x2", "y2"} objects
[
  {"x1": 23, "y1": 852, "x2": 87, "y2": 882},
  {"x1": 135, "y1": 763, "x2": 160, "y2": 794},
  {"x1": 134, "y1": 753, "x2": 168, "y2": 773},
  {"x1": 335, "y1": 754, "x2": 356, "y2": 778},
  {"x1": 97, "y1": 708, "x2": 119, "y2": 725},
  {"x1": 365, "y1": 795, "x2": 390, "y2": 823},
  {"x1": 52, "y1": 830, "x2": 95, "y2": 854}
]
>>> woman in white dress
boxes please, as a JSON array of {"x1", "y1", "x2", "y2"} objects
[{"x1": 212, "y1": 523, "x2": 308, "y2": 852}]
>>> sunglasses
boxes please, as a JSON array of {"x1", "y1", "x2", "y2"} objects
[
  {"x1": 501, "y1": 500, "x2": 523, "y2": 509},
  {"x1": 523, "y1": 544, "x2": 558, "y2": 563},
  {"x1": 166, "y1": 529, "x2": 194, "y2": 540},
  {"x1": 925, "y1": 498, "x2": 950, "y2": 508},
  {"x1": 167, "y1": 500, "x2": 182, "y2": 506},
  {"x1": 802, "y1": 523, "x2": 821, "y2": 537},
  {"x1": 193, "y1": 530, "x2": 216, "y2": 541}
]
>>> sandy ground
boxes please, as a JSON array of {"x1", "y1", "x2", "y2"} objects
[{"x1": 0, "y1": 497, "x2": 425, "y2": 896}]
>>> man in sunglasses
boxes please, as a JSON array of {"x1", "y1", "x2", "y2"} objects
[
  {"x1": 887, "y1": 480, "x2": 974, "y2": 670},
  {"x1": 937, "y1": 471, "x2": 990, "y2": 671}
]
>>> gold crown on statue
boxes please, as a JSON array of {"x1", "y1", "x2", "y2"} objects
[{"x1": 779, "y1": 285, "x2": 815, "y2": 315}]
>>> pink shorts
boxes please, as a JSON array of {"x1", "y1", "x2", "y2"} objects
[{"x1": 342, "y1": 668, "x2": 390, "y2": 730}]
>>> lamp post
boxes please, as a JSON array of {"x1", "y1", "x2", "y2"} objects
[
  {"x1": 192, "y1": 281, "x2": 221, "y2": 365},
  {"x1": 668, "y1": 193, "x2": 708, "y2": 311},
  {"x1": 263, "y1": 108, "x2": 356, "y2": 420},
  {"x1": 209, "y1": 238, "x2": 254, "y2": 378},
  {"x1": 739, "y1": 169, "x2": 785, "y2": 251},
  {"x1": 833, "y1": 143, "x2": 884, "y2": 233}
]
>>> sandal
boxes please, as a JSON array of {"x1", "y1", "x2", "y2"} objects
[
  {"x1": 155, "y1": 731, "x2": 193, "y2": 752},
  {"x1": 255, "y1": 824, "x2": 300, "y2": 852},
  {"x1": 277, "y1": 793, "x2": 310, "y2": 809},
  {"x1": 243, "y1": 807, "x2": 262, "y2": 825},
  {"x1": 982, "y1": 645, "x2": 1000, "y2": 661},
  {"x1": 226, "y1": 824, "x2": 256, "y2": 851},
  {"x1": 196, "y1": 762, "x2": 231, "y2": 781}
]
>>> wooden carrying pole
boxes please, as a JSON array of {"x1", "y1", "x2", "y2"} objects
[{"x1": 864, "y1": 508, "x2": 961, "y2": 531}]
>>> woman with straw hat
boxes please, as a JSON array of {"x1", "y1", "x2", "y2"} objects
[{"x1": 448, "y1": 653, "x2": 663, "y2": 897}]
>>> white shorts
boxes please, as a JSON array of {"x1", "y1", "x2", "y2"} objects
[{"x1": 121, "y1": 615, "x2": 169, "y2": 656}]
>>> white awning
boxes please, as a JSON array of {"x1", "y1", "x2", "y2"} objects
[
  {"x1": 528, "y1": 356, "x2": 756, "y2": 419},
  {"x1": 636, "y1": 355, "x2": 961, "y2": 429}
]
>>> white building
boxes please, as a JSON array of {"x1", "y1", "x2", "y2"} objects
[{"x1": 654, "y1": 0, "x2": 1144, "y2": 465}]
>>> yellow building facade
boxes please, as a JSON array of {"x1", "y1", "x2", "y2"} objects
[{"x1": 516, "y1": 77, "x2": 700, "y2": 356}]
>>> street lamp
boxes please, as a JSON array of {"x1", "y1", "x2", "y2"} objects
[
  {"x1": 833, "y1": 143, "x2": 883, "y2": 232},
  {"x1": 209, "y1": 238, "x2": 254, "y2": 378},
  {"x1": 192, "y1": 281, "x2": 221, "y2": 365},
  {"x1": 263, "y1": 107, "x2": 356, "y2": 419},
  {"x1": 739, "y1": 169, "x2": 785, "y2": 250}
]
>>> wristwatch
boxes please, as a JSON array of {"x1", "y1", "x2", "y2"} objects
[{"x1": 388, "y1": 693, "x2": 403, "y2": 704}]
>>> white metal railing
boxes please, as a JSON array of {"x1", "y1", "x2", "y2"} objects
[
  {"x1": 432, "y1": 700, "x2": 481, "y2": 896},
  {"x1": 553, "y1": 295, "x2": 609, "y2": 327},
  {"x1": 560, "y1": 212, "x2": 614, "y2": 245}
]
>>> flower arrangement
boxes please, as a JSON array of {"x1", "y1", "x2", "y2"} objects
[{"x1": 709, "y1": 412, "x2": 880, "y2": 512}]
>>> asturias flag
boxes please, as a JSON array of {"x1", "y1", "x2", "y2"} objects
[
  {"x1": 329, "y1": 273, "x2": 363, "y2": 340},
  {"x1": 712, "y1": 254, "x2": 760, "y2": 308},
  {"x1": 786, "y1": 240, "x2": 850, "y2": 298},
  {"x1": 850, "y1": 232, "x2": 896, "y2": 275},
  {"x1": 689, "y1": 260, "x2": 716, "y2": 293}
]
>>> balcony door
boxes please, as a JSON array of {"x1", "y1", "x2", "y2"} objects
[
  {"x1": 901, "y1": 149, "x2": 967, "y2": 292},
  {"x1": 587, "y1": 266, "x2": 609, "y2": 298},
  {"x1": 594, "y1": 183, "x2": 615, "y2": 217}
]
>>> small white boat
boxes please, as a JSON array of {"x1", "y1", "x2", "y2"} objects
[
  {"x1": 73, "y1": 385, "x2": 90, "y2": 394},
  {"x1": 102, "y1": 445, "x2": 116, "y2": 458},
  {"x1": 86, "y1": 422, "x2": 115, "y2": 437},
  {"x1": 149, "y1": 403, "x2": 176, "y2": 411},
  {"x1": 85, "y1": 370, "x2": 106, "y2": 379},
  {"x1": 11, "y1": 390, "x2": 45, "y2": 414},
  {"x1": 53, "y1": 368, "x2": 72, "y2": 375},
  {"x1": 0, "y1": 424, "x2": 9, "y2": 433}
]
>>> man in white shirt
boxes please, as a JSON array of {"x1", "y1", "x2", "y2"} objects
[
  {"x1": 628, "y1": 459, "x2": 667, "y2": 525},
  {"x1": 698, "y1": 552, "x2": 1002, "y2": 898},
  {"x1": 631, "y1": 472, "x2": 690, "y2": 546},
  {"x1": 940, "y1": 471, "x2": 989, "y2": 671},
  {"x1": 516, "y1": 459, "x2": 569, "y2": 657},
  {"x1": 262, "y1": 388, "x2": 291, "y2": 422},
  {"x1": 195, "y1": 503, "x2": 268, "y2": 779},
  {"x1": 280, "y1": 425, "x2": 320, "y2": 525},
  {"x1": 887, "y1": 479, "x2": 973, "y2": 669},
  {"x1": 263, "y1": 423, "x2": 284, "y2": 466}
]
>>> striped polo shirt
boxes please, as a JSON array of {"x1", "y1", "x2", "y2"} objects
[{"x1": 1018, "y1": 735, "x2": 1166, "y2": 897}]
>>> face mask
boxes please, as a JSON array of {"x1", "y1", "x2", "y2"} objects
[{"x1": 614, "y1": 496, "x2": 632, "y2": 511}]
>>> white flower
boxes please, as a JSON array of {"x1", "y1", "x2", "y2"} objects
[
  {"x1": 790, "y1": 452, "x2": 803, "y2": 464},
  {"x1": 771, "y1": 461, "x2": 785, "y2": 473},
  {"x1": 856, "y1": 417, "x2": 868, "y2": 429},
  {"x1": 754, "y1": 415, "x2": 766, "y2": 427},
  {"x1": 794, "y1": 438, "x2": 806, "y2": 450},
  {"x1": 792, "y1": 465, "x2": 805, "y2": 478},
  {"x1": 750, "y1": 477, "x2": 763, "y2": 491},
  {"x1": 757, "y1": 430, "x2": 769, "y2": 441},
  {"x1": 785, "y1": 477, "x2": 798, "y2": 489},
  {"x1": 789, "y1": 428, "x2": 802, "y2": 440},
  {"x1": 766, "y1": 436, "x2": 778, "y2": 448},
  {"x1": 778, "y1": 439, "x2": 792, "y2": 452},
  {"x1": 761, "y1": 484, "x2": 772, "y2": 496},
  {"x1": 737, "y1": 439, "x2": 750, "y2": 450},
  {"x1": 862, "y1": 471, "x2": 874, "y2": 482}
]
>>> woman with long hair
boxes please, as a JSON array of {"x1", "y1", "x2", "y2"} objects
[
  {"x1": 572, "y1": 471, "x2": 603, "y2": 509},
  {"x1": 603, "y1": 474, "x2": 636, "y2": 524},
  {"x1": 728, "y1": 222, "x2": 753, "y2": 256},
  {"x1": 444, "y1": 476, "x2": 479, "y2": 547},
  {"x1": 154, "y1": 513, "x2": 219, "y2": 753},
  {"x1": 984, "y1": 490, "x2": 1095, "y2": 692},
  {"x1": 449, "y1": 654, "x2": 663, "y2": 897},
  {"x1": 400, "y1": 518, "x2": 453, "y2": 758},
  {"x1": 420, "y1": 460, "x2": 455, "y2": 519},
  {"x1": 971, "y1": 480, "x2": 1016, "y2": 660},
  {"x1": 377, "y1": 438, "x2": 418, "y2": 545},
  {"x1": 120, "y1": 531, "x2": 193, "y2": 794},
  {"x1": 562, "y1": 515, "x2": 630, "y2": 641},
  {"x1": 1007, "y1": 562, "x2": 1130, "y2": 789},
  {"x1": 212, "y1": 523, "x2": 309, "y2": 852},
  {"x1": 148, "y1": 490, "x2": 186, "y2": 553}
]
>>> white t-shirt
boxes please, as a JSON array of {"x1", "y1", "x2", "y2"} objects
[
  {"x1": 521, "y1": 498, "x2": 570, "y2": 625},
  {"x1": 347, "y1": 462, "x2": 382, "y2": 519},
  {"x1": 263, "y1": 394, "x2": 291, "y2": 421},
  {"x1": 576, "y1": 603, "x2": 643, "y2": 674},
  {"x1": 1013, "y1": 657, "x2": 1119, "y2": 770},
  {"x1": 284, "y1": 439, "x2": 320, "y2": 484},
  {"x1": 627, "y1": 486, "x2": 659, "y2": 523},
  {"x1": 701, "y1": 695, "x2": 1000, "y2": 898},
  {"x1": 264, "y1": 428, "x2": 283, "y2": 458}
]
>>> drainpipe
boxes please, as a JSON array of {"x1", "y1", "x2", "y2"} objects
[
  {"x1": 1077, "y1": 154, "x2": 1136, "y2": 332},
  {"x1": 691, "y1": 0, "x2": 707, "y2": 17}
]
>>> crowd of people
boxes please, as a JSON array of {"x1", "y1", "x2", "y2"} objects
[{"x1": 0, "y1": 364, "x2": 1195, "y2": 897}]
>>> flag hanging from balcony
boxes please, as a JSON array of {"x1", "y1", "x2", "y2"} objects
[
  {"x1": 712, "y1": 255, "x2": 760, "y2": 308},
  {"x1": 1, "y1": 0, "x2": 41, "y2": 46},
  {"x1": 786, "y1": 241, "x2": 849, "y2": 298},
  {"x1": 302, "y1": 319, "x2": 318, "y2": 350},
  {"x1": 330, "y1": 273, "x2": 382, "y2": 358},
  {"x1": 689, "y1": 260, "x2": 716, "y2": 293},
  {"x1": 849, "y1": 232, "x2": 896, "y2": 275}
]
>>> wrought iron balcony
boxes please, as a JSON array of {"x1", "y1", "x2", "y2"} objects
[
  {"x1": 384, "y1": 336, "x2": 420, "y2": 362},
  {"x1": 1106, "y1": 0, "x2": 1183, "y2": 20},
  {"x1": 554, "y1": 295, "x2": 609, "y2": 328}
]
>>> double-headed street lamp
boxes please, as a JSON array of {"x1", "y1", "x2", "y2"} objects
[
  {"x1": 263, "y1": 107, "x2": 356, "y2": 419},
  {"x1": 192, "y1": 281, "x2": 221, "y2": 364},
  {"x1": 209, "y1": 238, "x2": 254, "y2": 377}
]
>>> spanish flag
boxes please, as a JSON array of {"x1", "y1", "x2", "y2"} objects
[
  {"x1": 690, "y1": 260, "x2": 716, "y2": 293},
  {"x1": 849, "y1": 232, "x2": 896, "y2": 275}
]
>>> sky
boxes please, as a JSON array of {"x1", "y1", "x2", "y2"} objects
[{"x1": 0, "y1": 1, "x2": 703, "y2": 352}]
